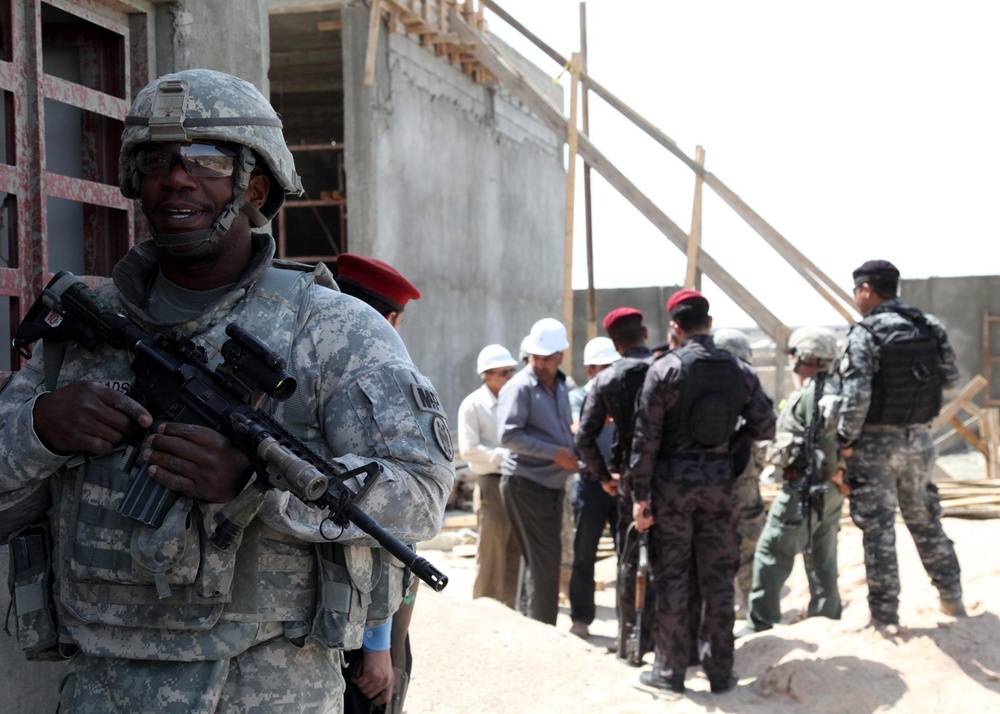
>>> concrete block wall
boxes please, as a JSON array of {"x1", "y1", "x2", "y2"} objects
[{"x1": 342, "y1": 3, "x2": 566, "y2": 421}]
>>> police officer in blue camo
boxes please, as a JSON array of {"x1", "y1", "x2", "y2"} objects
[
  {"x1": 0, "y1": 69, "x2": 453, "y2": 713},
  {"x1": 631, "y1": 290, "x2": 775, "y2": 695},
  {"x1": 742, "y1": 327, "x2": 847, "y2": 635},
  {"x1": 838, "y1": 259, "x2": 965, "y2": 626}
]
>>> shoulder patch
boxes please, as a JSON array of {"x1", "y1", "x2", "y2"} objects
[
  {"x1": 412, "y1": 384, "x2": 445, "y2": 417},
  {"x1": 432, "y1": 415, "x2": 454, "y2": 461}
]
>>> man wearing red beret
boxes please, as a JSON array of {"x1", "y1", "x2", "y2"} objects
[
  {"x1": 334, "y1": 253, "x2": 423, "y2": 714},
  {"x1": 575, "y1": 307, "x2": 656, "y2": 660},
  {"x1": 630, "y1": 290, "x2": 775, "y2": 694},
  {"x1": 336, "y1": 253, "x2": 422, "y2": 329}
]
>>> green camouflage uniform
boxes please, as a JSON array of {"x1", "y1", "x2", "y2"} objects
[{"x1": 747, "y1": 374, "x2": 844, "y2": 632}]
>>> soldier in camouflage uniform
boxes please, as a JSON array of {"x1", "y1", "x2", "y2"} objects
[
  {"x1": 712, "y1": 328, "x2": 767, "y2": 618},
  {"x1": 0, "y1": 69, "x2": 453, "y2": 713},
  {"x1": 741, "y1": 327, "x2": 847, "y2": 635},
  {"x1": 838, "y1": 259, "x2": 964, "y2": 627},
  {"x1": 631, "y1": 291, "x2": 775, "y2": 695}
]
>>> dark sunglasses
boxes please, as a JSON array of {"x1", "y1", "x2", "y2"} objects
[{"x1": 135, "y1": 143, "x2": 238, "y2": 179}]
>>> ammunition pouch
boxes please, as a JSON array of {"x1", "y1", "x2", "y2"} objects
[{"x1": 5, "y1": 520, "x2": 72, "y2": 660}]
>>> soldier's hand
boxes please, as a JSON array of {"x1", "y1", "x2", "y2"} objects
[
  {"x1": 143, "y1": 423, "x2": 253, "y2": 503},
  {"x1": 832, "y1": 469, "x2": 850, "y2": 496},
  {"x1": 554, "y1": 447, "x2": 579, "y2": 470},
  {"x1": 633, "y1": 500, "x2": 654, "y2": 532},
  {"x1": 602, "y1": 473, "x2": 620, "y2": 496},
  {"x1": 841, "y1": 446, "x2": 854, "y2": 459},
  {"x1": 33, "y1": 381, "x2": 152, "y2": 455},
  {"x1": 353, "y1": 649, "x2": 394, "y2": 705}
]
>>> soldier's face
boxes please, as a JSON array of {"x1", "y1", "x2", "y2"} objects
[
  {"x1": 853, "y1": 283, "x2": 876, "y2": 315},
  {"x1": 137, "y1": 141, "x2": 267, "y2": 250}
]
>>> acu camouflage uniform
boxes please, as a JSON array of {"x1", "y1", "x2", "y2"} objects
[
  {"x1": 747, "y1": 374, "x2": 845, "y2": 632},
  {"x1": 630, "y1": 334, "x2": 775, "y2": 685},
  {"x1": 838, "y1": 297, "x2": 962, "y2": 624},
  {"x1": 0, "y1": 236, "x2": 454, "y2": 713}
]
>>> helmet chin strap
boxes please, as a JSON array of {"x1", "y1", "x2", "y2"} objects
[{"x1": 151, "y1": 146, "x2": 268, "y2": 257}]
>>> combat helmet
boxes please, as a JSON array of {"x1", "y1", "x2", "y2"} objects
[
  {"x1": 120, "y1": 69, "x2": 302, "y2": 255},
  {"x1": 788, "y1": 326, "x2": 839, "y2": 370},
  {"x1": 713, "y1": 328, "x2": 752, "y2": 363}
]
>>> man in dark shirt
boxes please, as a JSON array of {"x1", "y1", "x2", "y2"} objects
[
  {"x1": 631, "y1": 291, "x2": 775, "y2": 694},
  {"x1": 576, "y1": 307, "x2": 656, "y2": 661}
]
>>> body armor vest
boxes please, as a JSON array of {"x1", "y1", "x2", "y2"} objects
[
  {"x1": 662, "y1": 344, "x2": 747, "y2": 454},
  {"x1": 47, "y1": 262, "x2": 394, "y2": 659},
  {"x1": 861, "y1": 309, "x2": 943, "y2": 425},
  {"x1": 607, "y1": 356, "x2": 652, "y2": 475}
]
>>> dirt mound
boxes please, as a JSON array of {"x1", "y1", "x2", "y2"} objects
[{"x1": 406, "y1": 517, "x2": 1000, "y2": 712}]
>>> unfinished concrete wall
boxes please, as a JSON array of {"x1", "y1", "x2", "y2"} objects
[
  {"x1": 342, "y1": 3, "x2": 565, "y2": 420},
  {"x1": 154, "y1": 0, "x2": 270, "y2": 89},
  {"x1": 901, "y1": 275, "x2": 1000, "y2": 400}
]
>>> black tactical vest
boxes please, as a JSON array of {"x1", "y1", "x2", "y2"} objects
[
  {"x1": 663, "y1": 344, "x2": 747, "y2": 450},
  {"x1": 862, "y1": 308, "x2": 943, "y2": 425},
  {"x1": 607, "y1": 356, "x2": 652, "y2": 474}
]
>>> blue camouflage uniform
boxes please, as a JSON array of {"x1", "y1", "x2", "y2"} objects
[{"x1": 838, "y1": 297, "x2": 962, "y2": 624}]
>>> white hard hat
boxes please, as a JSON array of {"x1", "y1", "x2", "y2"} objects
[
  {"x1": 476, "y1": 344, "x2": 518, "y2": 375},
  {"x1": 523, "y1": 318, "x2": 570, "y2": 357},
  {"x1": 583, "y1": 337, "x2": 620, "y2": 366}
]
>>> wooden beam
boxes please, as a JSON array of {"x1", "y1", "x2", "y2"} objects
[
  {"x1": 363, "y1": 0, "x2": 384, "y2": 87},
  {"x1": 933, "y1": 375, "x2": 989, "y2": 432},
  {"x1": 577, "y1": 68, "x2": 857, "y2": 322},
  {"x1": 450, "y1": 12, "x2": 566, "y2": 140},
  {"x1": 563, "y1": 53, "x2": 581, "y2": 365},
  {"x1": 685, "y1": 146, "x2": 705, "y2": 291},
  {"x1": 949, "y1": 416, "x2": 988, "y2": 456},
  {"x1": 580, "y1": 1, "x2": 597, "y2": 342},
  {"x1": 576, "y1": 133, "x2": 788, "y2": 341}
]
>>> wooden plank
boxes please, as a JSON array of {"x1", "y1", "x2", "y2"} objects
[
  {"x1": 987, "y1": 408, "x2": 1000, "y2": 480},
  {"x1": 363, "y1": 0, "x2": 384, "y2": 87},
  {"x1": 685, "y1": 146, "x2": 705, "y2": 290},
  {"x1": 450, "y1": 13, "x2": 566, "y2": 140},
  {"x1": 577, "y1": 68, "x2": 857, "y2": 321},
  {"x1": 479, "y1": 0, "x2": 568, "y2": 67},
  {"x1": 562, "y1": 53, "x2": 581, "y2": 365},
  {"x1": 576, "y1": 133, "x2": 787, "y2": 340},
  {"x1": 949, "y1": 416, "x2": 988, "y2": 456},
  {"x1": 580, "y1": 1, "x2": 597, "y2": 342},
  {"x1": 933, "y1": 375, "x2": 988, "y2": 432}
]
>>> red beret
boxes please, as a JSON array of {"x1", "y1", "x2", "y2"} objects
[
  {"x1": 603, "y1": 307, "x2": 643, "y2": 333},
  {"x1": 666, "y1": 289, "x2": 709, "y2": 315},
  {"x1": 336, "y1": 254, "x2": 421, "y2": 311}
]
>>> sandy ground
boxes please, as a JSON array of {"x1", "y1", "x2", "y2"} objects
[{"x1": 404, "y1": 507, "x2": 1000, "y2": 713}]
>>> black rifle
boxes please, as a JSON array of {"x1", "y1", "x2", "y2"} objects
[
  {"x1": 795, "y1": 370, "x2": 827, "y2": 568},
  {"x1": 624, "y1": 530, "x2": 649, "y2": 666},
  {"x1": 13, "y1": 271, "x2": 448, "y2": 591}
]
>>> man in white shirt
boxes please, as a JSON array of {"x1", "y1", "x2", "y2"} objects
[{"x1": 458, "y1": 344, "x2": 521, "y2": 607}]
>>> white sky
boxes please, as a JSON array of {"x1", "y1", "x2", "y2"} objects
[{"x1": 486, "y1": 1, "x2": 1000, "y2": 328}]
